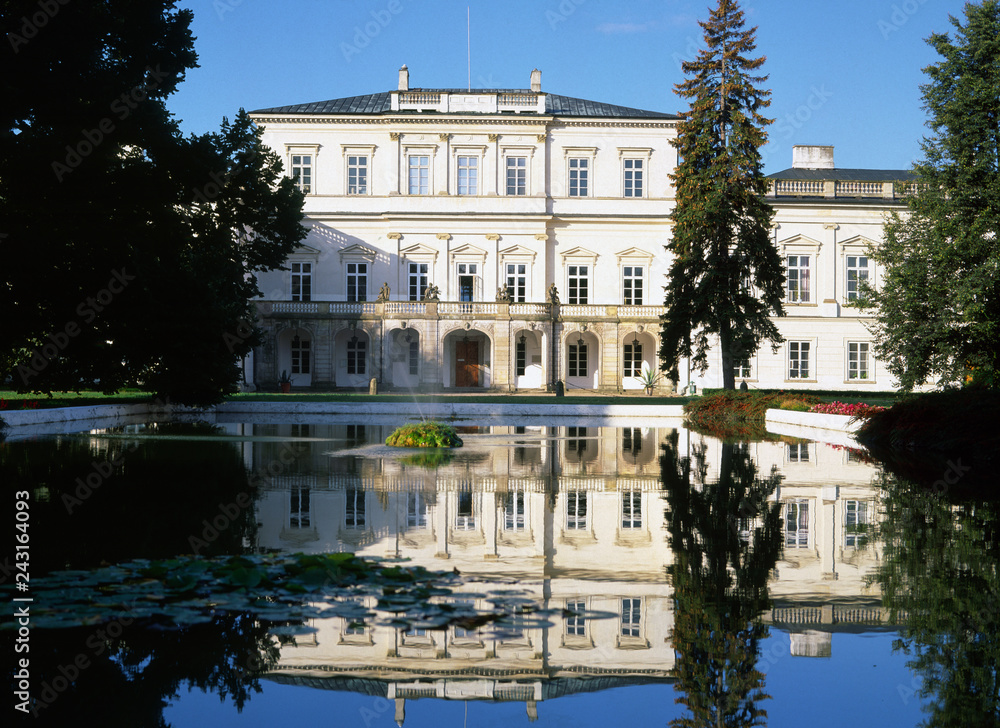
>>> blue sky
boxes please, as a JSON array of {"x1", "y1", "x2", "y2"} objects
[{"x1": 170, "y1": 0, "x2": 969, "y2": 174}]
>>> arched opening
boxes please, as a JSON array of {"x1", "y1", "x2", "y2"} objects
[
  {"x1": 565, "y1": 331, "x2": 599, "y2": 391},
  {"x1": 387, "y1": 327, "x2": 420, "y2": 390},
  {"x1": 335, "y1": 326, "x2": 371, "y2": 389},
  {"x1": 622, "y1": 329, "x2": 657, "y2": 391},
  {"x1": 279, "y1": 327, "x2": 313, "y2": 387},
  {"x1": 514, "y1": 329, "x2": 543, "y2": 389},
  {"x1": 446, "y1": 329, "x2": 491, "y2": 389}
]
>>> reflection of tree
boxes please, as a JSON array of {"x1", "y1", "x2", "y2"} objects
[
  {"x1": 23, "y1": 612, "x2": 279, "y2": 727},
  {"x1": 662, "y1": 435, "x2": 783, "y2": 727},
  {"x1": 873, "y1": 469, "x2": 1000, "y2": 727}
]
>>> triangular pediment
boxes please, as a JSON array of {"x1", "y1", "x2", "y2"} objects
[
  {"x1": 338, "y1": 243, "x2": 378, "y2": 261},
  {"x1": 839, "y1": 235, "x2": 876, "y2": 249},
  {"x1": 615, "y1": 246, "x2": 655, "y2": 261},
  {"x1": 290, "y1": 242, "x2": 322, "y2": 256},
  {"x1": 450, "y1": 243, "x2": 488, "y2": 259},
  {"x1": 400, "y1": 242, "x2": 440, "y2": 258},
  {"x1": 499, "y1": 244, "x2": 538, "y2": 261},
  {"x1": 777, "y1": 234, "x2": 822, "y2": 249},
  {"x1": 559, "y1": 246, "x2": 599, "y2": 261}
]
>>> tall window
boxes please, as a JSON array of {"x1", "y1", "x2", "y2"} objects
[
  {"x1": 785, "y1": 500, "x2": 809, "y2": 548},
  {"x1": 623, "y1": 341, "x2": 642, "y2": 377},
  {"x1": 622, "y1": 427, "x2": 642, "y2": 459},
  {"x1": 408, "y1": 262, "x2": 428, "y2": 301},
  {"x1": 506, "y1": 263, "x2": 527, "y2": 302},
  {"x1": 734, "y1": 358, "x2": 752, "y2": 379},
  {"x1": 569, "y1": 158, "x2": 589, "y2": 196},
  {"x1": 621, "y1": 598, "x2": 641, "y2": 637},
  {"x1": 568, "y1": 342, "x2": 588, "y2": 377},
  {"x1": 290, "y1": 154, "x2": 312, "y2": 194},
  {"x1": 457, "y1": 263, "x2": 478, "y2": 302},
  {"x1": 788, "y1": 341, "x2": 810, "y2": 379},
  {"x1": 456, "y1": 491, "x2": 476, "y2": 530},
  {"x1": 566, "y1": 490, "x2": 588, "y2": 530},
  {"x1": 846, "y1": 255, "x2": 869, "y2": 301},
  {"x1": 347, "y1": 263, "x2": 367, "y2": 302},
  {"x1": 345, "y1": 488, "x2": 365, "y2": 529},
  {"x1": 408, "y1": 155, "x2": 429, "y2": 195},
  {"x1": 515, "y1": 337, "x2": 526, "y2": 376},
  {"x1": 504, "y1": 491, "x2": 526, "y2": 531},
  {"x1": 848, "y1": 341, "x2": 871, "y2": 380},
  {"x1": 788, "y1": 443, "x2": 810, "y2": 463},
  {"x1": 623, "y1": 265, "x2": 644, "y2": 305},
  {"x1": 457, "y1": 155, "x2": 478, "y2": 195},
  {"x1": 506, "y1": 157, "x2": 527, "y2": 195},
  {"x1": 622, "y1": 489, "x2": 642, "y2": 529},
  {"x1": 407, "y1": 493, "x2": 428, "y2": 529},
  {"x1": 290, "y1": 488, "x2": 310, "y2": 529},
  {"x1": 347, "y1": 337, "x2": 366, "y2": 375},
  {"x1": 623, "y1": 158, "x2": 643, "y2": 197},
  {"x1": 565, "y1": 600, "x2": 586, "y2": 636},
  {"x1": 787, "y1": 255, "x2": 811, "y2": 302},
  {"x1": 567, "y1": 265, "x2": 589, "y2": 304},
  {"x1": 291, "y1": 262, "x2": 311, "y2": 301},
  {"x1": 291, "y1": 335, "x2": 310, "y2": 375},
  {"x1": 408, "y1": 340, "x2": 419, "y2": 376},
  {"x1": 347, "y1": 155, "x2": 367, "y2": 194},
  {"x1": 845, "y1": 500, "x2": 870, "y2": 548}
]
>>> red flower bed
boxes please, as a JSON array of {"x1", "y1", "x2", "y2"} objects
[{"x1": 809, "y1": 401, "x2": 886, "y2": 418}]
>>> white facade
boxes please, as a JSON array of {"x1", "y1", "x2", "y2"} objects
[{"x1": 249, "y1": 68, "x2": 911, "y2": 393}]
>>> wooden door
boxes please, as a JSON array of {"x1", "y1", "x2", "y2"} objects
[{"x1": 455, "y1": 340, "x2": 479, "y2": 387}]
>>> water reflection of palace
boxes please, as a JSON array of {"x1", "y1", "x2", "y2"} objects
[{"x1": 240, "y1": 424, "x2": 890, "y2": 720}]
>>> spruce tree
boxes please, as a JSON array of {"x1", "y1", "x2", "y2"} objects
[
  {"x1": 862, "y1": 1, "x2": 1000, "y2": 389},
  {"x1": 660, "y1": 0, "x2": 785, "y2": 390}
]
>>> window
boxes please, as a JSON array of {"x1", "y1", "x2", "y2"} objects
[
  {"x1": 734, "y1": 357, "x2": 752, "y2": 379},
  {"x1": 784, "y1": 500, "x2": 809, "y2": 548},
  {"x1": 408, "y1": 340, "x2": 419, "y2": 376},
  {"x1": 786, "y1": 255, "x2": 811, "y2": 302},
  {"x1": 408, "y1": 155, "x2": 429, "y2": 194},
  {"x1": 347, "y1": 155, "x2": 368, "y2": 194},
  {"x1": 623, "y1": 341, "x2": 642, "y2": 377},
  {"x1": 622, "y1": 489, "x2": 642, "y2": 529},
  {"x1": 621, "y1": 598, "x2": 641, "y2": 637},
  {"x1": 408, "y1": 262, "x2": 428, "y2": 301},
  {"x1": 566, "y1": 490, "x2": 588, "y2": 530},
  {"x1": 623, "y1": 266, "x2": 644, "y2": 305},
  {"x1": 345, "y1": 488, "x2": 365, "y2": 529},
  {"x1": 452, "y1": 600, "x2": 479, "y2": 640},
  {"x1": 290, "y1": 154, "x2": 312, "y2": 194},
  {"x1": 845, "y1": 500, "x2": 870, "y2": 548},
  {"x1": 569, "y1": 158, "x2": 589, "y2": 197},
  {"x1": 347, "y1": 262, "x2": 367, "y2": 302},
  {"x1": 623, "y1": 158, "x2": 643, "y2": 197},
  {"x1": 291, "y1": 336, "x2": 310, "y2": 375},
  {"x1": 346, "y1": 424, "x2": 365, "y2": 442},
  {"x1": 788, "y1": 341, "x2": 810, "y2": 379},
  {"x1": 457, "y1": 263, "x2": 478, "y2": 302},
  {"x1": 568, "y1": 342, "x2": 588, "y2": 377},
  {"x1": 456, "y1": 491, "x2": 476, "y2": 530},
  {"x1": 506, "y1": 156, "x2": 527, "y2": 195},
  {"x1": 505, "y1": 263, "x2": 527, "y2": 302},
  {"x1": 567, "y1": 265, "x2": 589, "y2": 304},
  {"x1": 566, "y1": 600, "x2": 587, "y2": 637},
  {"x1": 846, "y1": 255, "x2": 869, "y2": 301},
  {"x1": 457, "y1": 155, "x2": 478, "y2": 195},
  {"x1": 291, "y1": 262, "x2": 311, "y2": 301},
  {"x1": 347, "y1": 336, "x2": 366, "y2": 375},
  {"x1": 504, "y1": 492, "x2": 526, "y2": 531},
  {"x1": 622, "y1": 428, "x2": 642, "y2": 458},
  {"x1": 515, "y1": 337, "x2": 526, "y2": 377},
  {"x1": 848, "y1": 341, "x2": 871, "y2": 380},
  {"x1": 787, "y1": 443, "x2": 810, "y2": 463},
  {"x1": 290, "y1": 488, "x2": 310, "y2": 528},
  {"x1": 407, "y1": 493, "x2": 428, "y2": 529}
]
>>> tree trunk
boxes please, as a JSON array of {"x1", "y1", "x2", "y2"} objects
[{"x1": 719, "y1": 322, "x2": 736, "y2": 390}]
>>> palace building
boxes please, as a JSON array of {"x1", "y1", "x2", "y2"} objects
[{"x1": 248, "y1": 67, "x2": 914, "y2": 393}]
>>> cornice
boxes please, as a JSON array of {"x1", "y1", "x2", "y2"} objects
[{"x1": 250, "y1": 115, "x2": 677, "y2": 130}]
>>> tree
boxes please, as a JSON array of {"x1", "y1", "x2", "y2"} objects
[
  {"x1": 660, "y1": 0, "x2": 785, "y2": 391},
  {"x1": 0, "y1": 1, "x2": 305, "y2": 405},
  {"x1": 862, "y1": 1, "x2": 1000, "y2": 390}
]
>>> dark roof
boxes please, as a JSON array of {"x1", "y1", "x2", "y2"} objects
[
  {"x1": 251, "y1": 90, "x2": 678, "y2": 120},
  {"x1": 769, "y1": 167, "x2": 916, "y2": 181}
]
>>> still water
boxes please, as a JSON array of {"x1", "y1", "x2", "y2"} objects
[{"x1": 4, "y1": 416, "x2": 996, "y2": 727}]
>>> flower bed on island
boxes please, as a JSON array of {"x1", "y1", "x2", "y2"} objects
[{"x1": 385, "y1": 422, "x2": 463, "y2": 448}]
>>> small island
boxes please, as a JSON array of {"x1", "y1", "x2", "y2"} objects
[{"x1": 385, "y1": 421, "x2": 463, "y2": 448}]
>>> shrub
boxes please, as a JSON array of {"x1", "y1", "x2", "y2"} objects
[
  {"x1": 385, "y1": 421, "x2": 463, "y2": 448},
  {"x1": 684, "y1": 390, "x2": 822, "y2": 440}
]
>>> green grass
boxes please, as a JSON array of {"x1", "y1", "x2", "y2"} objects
[{"x1": 0, "y1": 389, "x2": 154, "y2": 409}]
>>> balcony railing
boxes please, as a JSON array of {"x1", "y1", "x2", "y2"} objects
[{"x1": 261, "y1": 300, "x2": 667, "y2": 321}]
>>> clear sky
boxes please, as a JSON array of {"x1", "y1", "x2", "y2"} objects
[{"x1": 169, "y1": 0, "x2": 970, "y2": 174}]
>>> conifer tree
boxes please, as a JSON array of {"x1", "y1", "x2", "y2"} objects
[
  {"x1": 862, "y1": 1, "x2": 1000, "y2": 389},
  {"x1": 660, "y1": 0, "x2": 785, "y2": 390}
]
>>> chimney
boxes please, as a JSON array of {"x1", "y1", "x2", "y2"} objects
[
  {"x1": 792, "y1": 145, "x2": 834, "y2": 169},
  {"x1": 398, "y1": 65, "x2": 409, "y2": 91},
  {"x1": 530, "y1": 68, "x2": 541, "y2": 92}
]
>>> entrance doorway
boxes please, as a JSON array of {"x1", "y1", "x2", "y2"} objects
[{"x1": 455, "y1": 339, "x2": 480, "y2": 387}]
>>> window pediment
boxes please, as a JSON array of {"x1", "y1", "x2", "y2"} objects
[
  {"x1": 838, "y1": 235, "x2": 876, "y2": 251},
  {"x1": 499, "y1": 244, "x2": 537, "y2": 263},
  {"x1": 449, "y1": 243, "x2": 488, "y2": 262},
  {"x1": 615, "y1": 247, "x2": 654, "y2": 263},
  {"x1": 338, "y1": 244, "x2": 378, "y2": 263},
  {"x1": 401, "y1": 242, "x2": 440, "y2": 262},
  {"x1": 560, "y1": 246, "x2": 599, "y2": 263},
  {"x1": 778, "y1": 234, "x2": 822, "y2": 252}
]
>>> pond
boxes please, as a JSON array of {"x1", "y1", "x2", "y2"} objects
[{"x1": 4, "y1": 414, "x2": 997, "y2": 727}]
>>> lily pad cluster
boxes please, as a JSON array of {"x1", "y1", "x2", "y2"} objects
[{"x1": 385, "y1": 421, "x2": 463, "y2": 448}]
